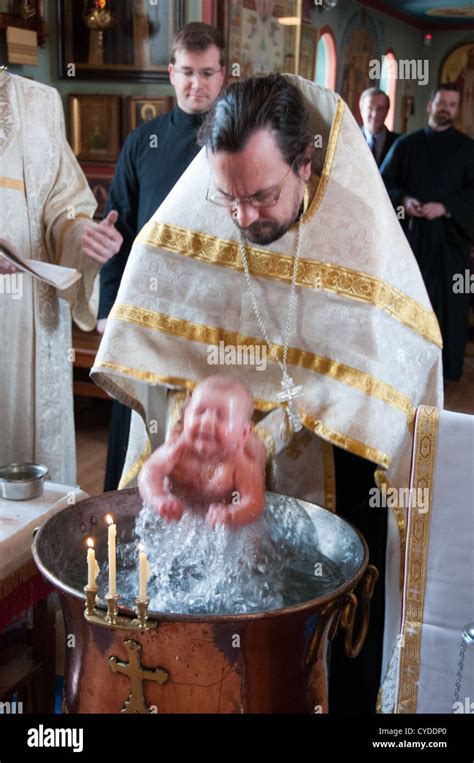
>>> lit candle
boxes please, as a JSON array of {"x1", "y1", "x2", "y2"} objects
[
  {"x1": 86, "y1": 538, "x2": 100, "y2": 589},
  {"x1": 138, "y1": 545, "x2": 149, "y2": 601},
  {"x1": 106, "y1": 514, "x2": 117, "y2": 596}
]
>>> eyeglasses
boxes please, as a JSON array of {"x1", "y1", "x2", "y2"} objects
[
  {"x1": 206, "y1": 160, "x2": 297, "y2": 209},
  {"x1": 172, "y1": 67, "x2": 223, "y2": 80}
]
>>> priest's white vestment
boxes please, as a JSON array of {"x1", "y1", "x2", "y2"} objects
[
  {"x1": 91, "y1": 76, "x2": 444, "y2": 682},
  {"x1": 0, "y1": 71, "x2": 98, "y2": 482}
]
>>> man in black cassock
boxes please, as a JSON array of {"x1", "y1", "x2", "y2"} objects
[
  {"x1": 97, "y1": 23, "x2": 225, "y2": 489},
  {"x1": 381, "y1": 83, "x2": 474, "y2": 381}
]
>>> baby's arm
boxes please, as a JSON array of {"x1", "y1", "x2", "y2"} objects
[
  {"x1": 206, "y1": 452, "x2": 265, "y2": 529},
  {"x1": 138, "y1": 430, "x2": 186, "y2": 520}
]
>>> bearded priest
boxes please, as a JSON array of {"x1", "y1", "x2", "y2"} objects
[{"x1": 91, "y1": 74, "x2": 443, "y2": 712}]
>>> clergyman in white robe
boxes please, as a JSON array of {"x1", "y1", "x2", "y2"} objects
[{"x1": 0, "y1": 71, "x2": 99, "y2": 483}]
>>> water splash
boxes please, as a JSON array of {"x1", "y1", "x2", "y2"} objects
[{"x1": 97, "y1": 495, "x2": 345, "y2": 615}]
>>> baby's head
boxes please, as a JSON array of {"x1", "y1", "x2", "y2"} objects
[{"x1": 182, "y1": 375, "x2": 254, "y2": 458}]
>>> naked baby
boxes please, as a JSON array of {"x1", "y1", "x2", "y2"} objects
[{"x1": 138, "y1": 375, "x2": 266, "y2": 528}]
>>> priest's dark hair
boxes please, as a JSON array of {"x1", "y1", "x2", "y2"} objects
[
  {"x1": 198, "y1": 73, "x2": 314, "y2": 173},
  {"x1": 430, "y1": 82, "x2": 461, "y2": 101},
  {"x1": 170, "y1": 23, "x2": 226, "y2": 68}
]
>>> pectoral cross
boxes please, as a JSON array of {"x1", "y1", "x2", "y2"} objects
[
  {"x1": 109, "y1": 639, "x2": 169, "y2": 713},
  {"x1": 276, "y1": 372, "x2": 304, "y2": 433}
]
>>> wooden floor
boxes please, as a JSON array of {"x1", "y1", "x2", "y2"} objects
[
  {"x1": 75, "y1": 355, "x2": 474, "y2": 498},
  {"x1": 75, "y1": 397, "x2": 111, "y2": 497}
]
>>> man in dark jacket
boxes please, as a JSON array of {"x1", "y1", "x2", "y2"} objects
[{"x1": 360, "y1": 87, "x2": 399, "y2": 167}]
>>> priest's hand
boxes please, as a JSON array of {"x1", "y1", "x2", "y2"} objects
[
  {"x1": 96, "y1": 319, "x2": 107, "y2": 334},
  {"x1": 80, "y1": 210, "x2": 123, "y2": 264},
  {"x1": 419, "y1": 202, "x2": 447, "y2": 220},
  {"x1": 0, "y1": 255, "x2": 19, "y2": 275},
  {"x1": 403, "y1": 196, "x2": 424, "y2": 218}
]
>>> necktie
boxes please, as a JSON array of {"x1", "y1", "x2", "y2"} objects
[{"x1": 368, "y1": 133, "x2": 377, "y2": 158}]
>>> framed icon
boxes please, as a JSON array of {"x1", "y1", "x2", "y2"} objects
[
  {"x1": 58, "y1": 0, "x2": 184, "y2": 83},
  {"x1": 69, "y1": 94, "x2": 121, "y2": 162},
  {"x1": 125, "y1": 95, "x2": 174, "y2": 133}
]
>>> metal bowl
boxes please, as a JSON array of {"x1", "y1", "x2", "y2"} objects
[
  {"x1": 32, "y1": 489, "x2": 373, "y2": 714},
  {"x1": 0, "y1": 462, "x2": 49, "y2": 500}
]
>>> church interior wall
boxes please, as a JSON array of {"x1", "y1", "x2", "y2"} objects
[
  {"x1": 0, "y1": 0, "x2": 472, "y2": 142},
  {"x1": 305, "y1": 1, "x2": 473, "y2": 133}
]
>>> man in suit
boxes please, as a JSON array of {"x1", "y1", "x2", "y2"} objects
[{"x1": 360, "y1": 87, "x2": 399, "y2": 167}]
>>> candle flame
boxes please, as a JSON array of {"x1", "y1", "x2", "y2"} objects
[
  {"x1": 86, "y1": 537, "x2": 94, "y2": 549},
  {"x1": 138, "y1": 543, "x2": 145, "y2": 553},
  {"x1": 105, "y1": 514, "x2": 114, "y2": 525},
  {"x1": 98, "y1": 0, "x2": 106, "y2": 9}
]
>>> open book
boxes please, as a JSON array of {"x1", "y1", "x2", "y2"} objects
[{"x1": 0, "y1": 238, "x2": 82, "y2": 291}]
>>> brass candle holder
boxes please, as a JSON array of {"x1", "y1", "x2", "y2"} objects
[
  {"x1": 83, "y1": 587, "x2": 157, "y2": 631},
  {"x1": 84, "y1": 585, "x2": 97, "y2": 616},
  {"x1": 134, "y1": 599, "x2": 150, "y2": 630},
  {"x1": 105, "y1": 592, "x2": 119, "y2": 624}
]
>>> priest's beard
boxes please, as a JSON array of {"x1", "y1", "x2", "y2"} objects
[{"x1": 234, "y1": 187, "x2": 304, "y2": 246}]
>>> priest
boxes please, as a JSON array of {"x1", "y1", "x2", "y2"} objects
[
  {"x1": 92, "y1": 74, "x2": 443, "y2": 711},
  {"x1": 381, "y1": 83, "x2": 474, "y2": 381},
  {"x1": 0, "y1": 70, "x2": 121, "y2": 483}
]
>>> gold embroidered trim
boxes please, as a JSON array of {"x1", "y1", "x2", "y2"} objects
[
  {"x1": 0, "y1": 176, "x2": 25, "y2": 192},
  {"x1": 375, "y1": 468, "x2": 406, "y2": 593},
  {"x1": 95, "y1": 360, "x2": 195, "y2": 391},
  {"x1": 168, "y1": 389, "x2": 188, "y2": 428},
  {"x1": 397, "y1": 405, "x2": 440, "y2": 714},
  {"x1": 299, "y1": 96, "x2": 344, "y2": 225},
  {"x1": 253, "y1": 425, "x2": 276, "y2": 462},
  {"x1": 95, "y1": 360, "x2": 283, "y2": 414},
  {"x1": 138, "y1": 222, "x2": 441, "y2": 348},
  {"x1": 302, "y1": 174, "x2": 320, "y2": 217},
  {"x1": 304, "y1": 414, "x2": 392, "y2": 469},
  {"x1": 322, "y1": 441, "x2": 336, "y2": 512},
  {"x1": 109, "y1": 304, "x2": 415, "y2": 424}
]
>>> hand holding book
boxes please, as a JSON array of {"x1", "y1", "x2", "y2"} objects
[{"x1": 0, "y1": 238, "x2": 82, "y2": 290}]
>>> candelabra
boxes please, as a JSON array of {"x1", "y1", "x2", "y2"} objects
[{"x1": 84, "y1": 586, "x2": 156, "y2": 631}]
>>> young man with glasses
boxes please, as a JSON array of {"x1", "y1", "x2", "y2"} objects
[{"x1": 97, "y1": 22, "x2": 226, "y2": 490}]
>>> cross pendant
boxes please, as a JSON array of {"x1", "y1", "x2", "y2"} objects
[{"x1": 276, "y1": 372, "x2": 304, "y2": 433}]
